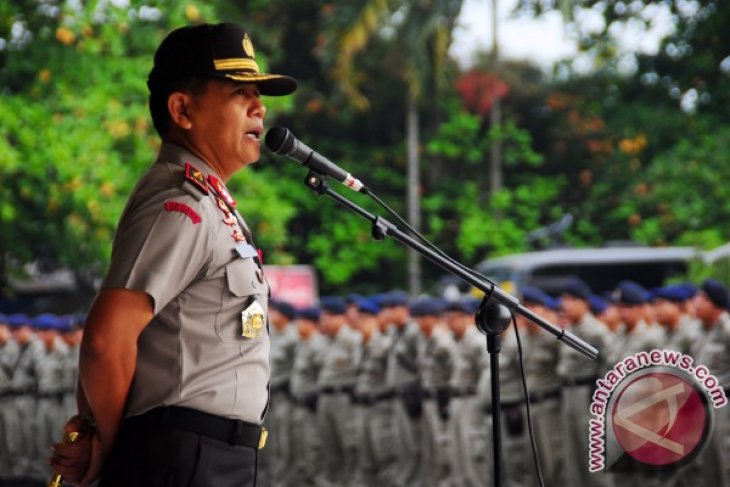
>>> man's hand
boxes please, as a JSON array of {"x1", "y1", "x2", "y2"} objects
[{"x1": 49, "y1": 415, "x2": 103, "y2": 485}]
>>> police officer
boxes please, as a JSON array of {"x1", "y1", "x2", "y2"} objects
[
  {"x1": 263, "y1": 300, "x2": 299, "y2": 486},
  {"x1": 317, "y1": 296, "x2": 362, "y2": 485},
  {"x1": 520, "y1": 287, "x2": 564, "y2": 486},
  {"x1": 692, "y1": 279, "x2": 730, "y2": 487},
  {"x1": 288, "y1": 307, "x2": 326, "y2": 486},
  {"x1": 413, "y1": 298, "x2": 455, "y2": 487},
  {"x1": 352, "y1": 297, "x2": 398, "y2": 486},
  {"x1": 50, "y1": 23, "x2": 297, "y2": 486},
  {"x1": 8, "y1": 313, "x2": 44, "y2": 479},
  {"x1": 557, "y1": 278, "x2": 611, "y2": 487},
  {"x1": 0, "y1": 313, "x2": 18, "y2": 479},
  {"x1": 59, "y1": 315, "x2": 83, "y2": 423},
  {"x1": 446, "y1": 298, "x2": 489, "y2": 487},
  {"x1": 654, "y1": 284, "x2": 698, "y2": 354},
  {"x1": 383, "y1": 290, "x2": 423, "y2": 487}
]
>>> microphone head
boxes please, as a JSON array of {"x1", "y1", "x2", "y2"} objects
[{"x1": 265, "y1": 126, "x2": 294, "y2": 154}]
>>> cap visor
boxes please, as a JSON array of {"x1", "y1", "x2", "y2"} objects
[{"x1": 222, "y1": 72, "x2": 297, "y2": 96}]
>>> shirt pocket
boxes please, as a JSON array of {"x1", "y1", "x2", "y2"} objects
[{"x1": 215, "y1": 257, "x2": 265, "y2": 343}]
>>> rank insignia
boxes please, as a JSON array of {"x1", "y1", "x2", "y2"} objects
[
  {"x1": 164, "y1": 201, "x2": 202, "y2": 224},
  {"x1": 232, "y1": 230, "x2": 247, "y2": 242},
  {"x1": 208, "y1": 175, "x2": 236, "y2": 208},
  {"x1": 241, "y1": 301, "x2": 265, "y2": 338},
  {"x1": 185, "y1": 163, "x2": 209, "y2": 194}
]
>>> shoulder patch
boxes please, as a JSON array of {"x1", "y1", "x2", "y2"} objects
[
  {"x1": 164, "y1": 201, "x2": 202, "y2": 224},
  {"x1": 185, "y1": 162, "x2": 209, "y2": 195}
]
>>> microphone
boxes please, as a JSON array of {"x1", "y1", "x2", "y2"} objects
[{"x1": 265, "y1": 127, "x2": 367, "y2": 193}]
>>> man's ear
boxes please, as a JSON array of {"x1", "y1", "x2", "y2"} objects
[{"x1": 168, "y1": 92, "x2": 193, "y2": 130}]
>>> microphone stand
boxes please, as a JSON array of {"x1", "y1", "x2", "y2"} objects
[{"x1": 301, "y1": 170, "x2": 598, "y2": 486}]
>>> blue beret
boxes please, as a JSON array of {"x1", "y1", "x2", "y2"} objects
[
  {"x1": 7, "y1": 313, "x2": 30, "y2": 328},
  {"x1": 269, "y1": 299, "x2": 297, "y2": 319},
  {"x1": 562, "y1": 278, "x2": 591, "y2": 301},
  {"x1": 589, "y1": 295, "x2": 609, "y2": 315},
  {"x1": 678, "y1": 283, "x2": 698, "y2": 299},
  {"x1": 379, "y1": 290, "x2": 410, "y2": 308},
  {"x1": 33, "y1": 313, "x2": 58, "y2": 331},
  {"x1": 320, "y1": 296, "x2": 347, "y2": 314},
  {"x1": 345, "y1": 293, "x2": 363, "y2": 304},
  {"x1": 654, "y1": 284, "x2": 695, "y2": 303},
  {"x1": 410, "y1": 298, "x2": 446, "y2": 317},
  {"x1": 55, "y1": 315, "x2": 75, "y2": 333},
  {"x1": 521, "y1": 286, "x2": 559, "y2": 310},
  {"x1": 357, "y1": 298, "x2": 381, "y2": 315},
  {"x1": 446, "y1": 298, "x2": 471, "y2": 314},
  {"x1": 615, "y1": 280, "x2": 650, "y2": 305},
  {"x1": 297, "y1": 306, "x2": 320, "y2": 321},
  {"x1": 702, "y1": 279, "x2": 730, "y2": 310}
]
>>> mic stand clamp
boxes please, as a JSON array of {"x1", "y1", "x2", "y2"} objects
[{"x1": 475, "y1": 299, "x2": 513, "y2": 487}]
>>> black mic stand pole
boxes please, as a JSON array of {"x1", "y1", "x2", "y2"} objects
[{"x1": 301, "y1": 171, "x2": 598, "y2": 487}]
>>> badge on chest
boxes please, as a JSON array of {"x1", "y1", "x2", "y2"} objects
[{"x1": 241, "y1": 300, "x2": 266, "y2": 338}]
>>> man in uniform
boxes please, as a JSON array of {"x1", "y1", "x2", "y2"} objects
[
  {"x1": 288, "y1": 306, "x2": 326, "y2": 486},
  {"x1": 8, "y1": 313, "x2": 44, "y2": 480},
  {"x1": 0, "y1": 313, "x2": 18, "y2": 480},
  {"x1": 446, "y1": 298, "x2": 489, "y2": 487},
  {"x1": 263, "y1": 300, "x2": 299, "y2": 486},
  {"x1": 383, "y1": 290, "x2": 423, "y2": 487},
  {"x1": 413, "y1": 298, "x2": 455, "y2": 487},
  {"x1": 691, "y1": 279, "x2": 730, "y2": 487},
  {"x1": 50, "y1": 22, "x2": 297, "y2": 486},
  {"x1": 351, "y1": 297, "x2": 398, "y2": 486},
  {"x1": 557, "y1": 278, "x2": 611, "y2": 487},
  {"x1": 654, "y1": 284, "x2": 698, "y2": 354},
  {"x1": 317, "y1": 296, "x2": 363, "y2": 485},
  {"x1": 520, "y1": 287, "x2": 564, "y2": 486}
]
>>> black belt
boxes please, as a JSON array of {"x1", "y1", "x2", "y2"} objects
[
  {"x1": 529, "y1": 389, "x2": 561, "y2": 404},
  {"x1": 320, "y1": 385, "x2": 354, "y2": 395},
  {"x1": 353, "y1": 390, "x2": 395, "y2": 405},
  {"x1": 125, "y1": 406, "x2": 267, "y2": 449},
  {"x1": 563, "y1": 376, "x2": 597, "y2": 388},
  {"x1": 270, "y1": 381, "x2": 290, "y2": 395},
  {"x1": 37, "y1": 392, "x2": 65, "y2": 401},
  {"x1": 451, "y1": 386, "x2": 477, "y2": 398},
  {"x1": 421, "y1": 387, "x2": 449, "y2": 400}
]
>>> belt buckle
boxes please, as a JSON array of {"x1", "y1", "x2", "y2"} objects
[{"x1": 258, "y1": 427, "x2": 268, "y2": 449}]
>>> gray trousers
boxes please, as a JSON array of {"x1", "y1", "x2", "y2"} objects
[
  {"x1": 351, "y1": 401, "x2": 400, "y2": 486},
  {"x1": 390, "y1": 397, "x2": 421, "y2": 487},
  {"x1": 421, "y1": 399, "x2": 454, "y2": 487},
  {"x1": 561, "y1": 386, "x2": 612, "y2": 487},
  {"x1": 317, "y1": 393, "x2": 358, "y2": 486},
  {"x1": 529, "y1": 398, "x2": 564, "y2": 485},
  {"x1": 36, "y1": 396, "x2": 65, "y2": 479},
  {"x1": 289, "y1": 402, "x2": 322, "y2": 486},
  {"x1": 449, "y1": 396, "x2": 491, "y2": 487},
  {"x1": 11, "y1": 395, "x2": 40, "y2": 478},
  {"x1": 259, "y1": 390, "x2": 292, "y2": 486}
]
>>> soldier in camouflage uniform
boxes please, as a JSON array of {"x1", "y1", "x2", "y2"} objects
[
  {"x1": 0, "y1": 314, "x2": 19, "y2": 479},
  {"x1": 384, "y1": 290, "x2": 423, "y2": 487},
  {"x1": 33, "y1": 314, "x2": 70, "y2": 479},
  {"x1": 557, "y1": 278, "x2": 611, "y2": 487},
  {"x1": 692, "y1": 279, "x2": 730, "y2": 487},
  {"x1": 317, "y1": 297, "x2": 362, "y2": 486},
  {"x1": 265, "y1": 300, "x2": 299, "y2": 486},
  {"x1": 414, "y1": 298, "x2": 455, "y2": 487},
  {"x1": 520, "y1": 287, "x2": 564, "y2": 486},
  {"x1": 446, "y1": 298, "x2": 489, "y2": 487},
  {"x1": 352, "y1": 298, "x2": 398, "y2": 486},
  {"x1": 289, "y1": 306, "x2": 326, "y2": 486}
]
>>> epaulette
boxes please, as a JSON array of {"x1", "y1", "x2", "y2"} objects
[{"x1": 184, "y1": 162, "x2": 209, "y2": 195}]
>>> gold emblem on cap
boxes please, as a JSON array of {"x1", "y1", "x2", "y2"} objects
[{"x1": 242, "y1": 33, "x2": 255, "y2": 58}]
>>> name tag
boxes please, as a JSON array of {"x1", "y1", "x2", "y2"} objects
[{"x1": 235, "y1": 243, "x2": 258, "y2": 259}]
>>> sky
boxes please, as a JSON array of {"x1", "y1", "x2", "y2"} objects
[{"x1": 450, "y1": 0, "x2": 679, "y2": 72}]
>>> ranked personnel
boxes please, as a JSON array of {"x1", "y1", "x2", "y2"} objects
[{"x1": 50, "y1": 22, "x2": 297, "y2": 486}]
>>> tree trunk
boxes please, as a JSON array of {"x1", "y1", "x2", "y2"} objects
[{"x1": 406, "y1": 97, "x2": 422, "y2": 296}]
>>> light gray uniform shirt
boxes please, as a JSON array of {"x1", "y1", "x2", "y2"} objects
[
  {"x1": 36, "y1": 337, "x2": 69, "y2": 395},
  {"x1": 557, "y1": 313, "x2": 609, "y2": 380},
  {"x1": 523, "y1": 328, "x2": 561, "y2": 394},
  {"x1": 318, "y1": 325, "x2": 362, "y2": 389},
  {"x1": 270, "y1": 324, "x2": 298, "y2": 391},
  {"x1": 0, "y1": 338, "x2": 20, "y2": 394},
  {"x1": 355, "y1": 329, "x2": 392, "y2": 396},
  {"x1": 419, "y1": 326, "x2": 456, "y2": 391},
  {"x1": 693, "y1": 312, "x2": 730, "y2": 388},
  {"x1": 290, "y1": 333, "x2": 327, "y2": 398},
  {"x1": 449, "y1": 325, "x2": 487, "y2": 393},
  {"x1": 386, "y1": 321, "x2": 422, "y2": 389},
  {"x1": 103, "y1": 143, "x2": 270, "y2": 424}
]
